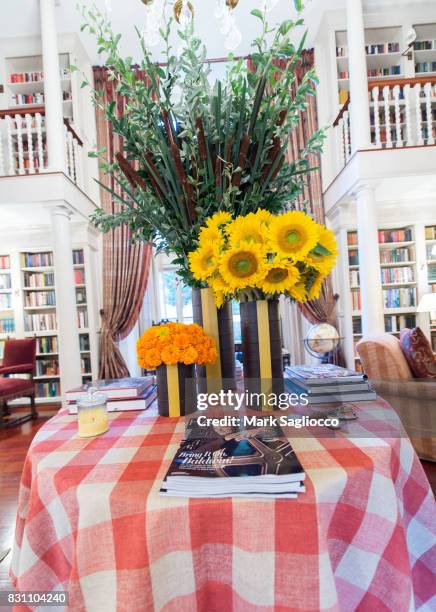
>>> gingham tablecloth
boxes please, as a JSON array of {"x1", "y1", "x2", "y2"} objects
[{"x1": 10, "y1": 401, "x2": 436, "y2": 611}]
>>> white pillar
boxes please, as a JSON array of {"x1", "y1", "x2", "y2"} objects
[
  {"x1": 40, "y1": 0, "x2": 66, "y2": 171},
  {"x1": 346, "y1": 0, "x2": 372, "y2": 151},
  {"x1": 355, "y1": 185, "x2": 384, "y2": 336},
  {"x1": 50, "y1": 205, "x2": 82, "y2": 395}
]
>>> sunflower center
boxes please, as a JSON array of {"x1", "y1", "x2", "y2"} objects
[
  {"x1": 243, "y1": 232, "x2": 262, "y2": 243},
  {"x1": 266, "y1": 268, "x2": 288, "y2": 284},
  {"x1": 201, "y1": 255, "x2": 214, "y2": 269},
  {"x1": 285, "y1": 230, "x2": 301, "y2": 245},
  {"x1": 228, "y1": 252, "x2": 258, "y2": 278}
]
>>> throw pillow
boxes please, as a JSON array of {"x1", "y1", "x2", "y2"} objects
[{"x1": 400, "y1": 327, "x2": 436, "y2": 378}]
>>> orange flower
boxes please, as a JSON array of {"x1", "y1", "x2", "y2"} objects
[
  {"x1": 181, "y1": 347, "x2": 199, "y2": 365},
  {"x1": 161, "y1": 345, "x2": 181, "y2": 365}
]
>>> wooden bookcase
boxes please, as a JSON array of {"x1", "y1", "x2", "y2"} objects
[{"x1": 0, "y1": 254, "x2": 14, "y2": 360}]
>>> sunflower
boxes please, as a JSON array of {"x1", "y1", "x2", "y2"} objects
[
  {"x1": 308, "y1": 274, "x2": 324, "y2": 301},
  {"x1": 189, "y1": 243, "x2": 219, "y2": 281},
  {"x1": 269, "y1": 210, "x2": 320, "y2": 261},
  {"x1": 288, "y1": 282, "x2": 307, "y2": 303},
  {"x1": 209, "y1": 272, "x2": 229, "y2": 293},
  {"x1": 219, "y1": 243, "x2": 266, "y2": 290},
  {"x1": 198, "y1": 224, "x2": 224, "y2": 248},
  {"x1": 206, "y1": 211, "x2": 232, "y2": 229},
  {"x1": 227, "y1": 214, "x2": 269, "y2": 248},
  {"x1": 259, "y1": 260, "x2": 300, "y2": 294},
  {"x1": 306, "y1": 227, "x2": 338, "y2": 273},
  {"x1": 253, "y1": 209, "x2": 274, "y2": 226}
]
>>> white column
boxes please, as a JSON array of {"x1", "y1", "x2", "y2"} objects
[
  {"x1": 346, "y1": 0, "x2": 372, "y2": 151},
  {"x1": 354, "y1": 185, "x2": 384, "y2": 336},
  {"x1": 50, "y1": 205, "x2": 82, "y2": 395},
  {"x1": 39, "y1": 0, "x2": 66, "y2": 172}
]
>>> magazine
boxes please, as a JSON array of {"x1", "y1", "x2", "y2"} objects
[
  {"x1": 286, "y1": 364, "x2": 367, "y2": 385},
  {"x1": 161, "y1": 418, "x2": 305, "y2": 498},
  {"x1": 66, "y1": 377, "x2": 154, "y2": 401}
]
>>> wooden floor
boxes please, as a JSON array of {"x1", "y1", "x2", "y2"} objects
[
  {"x1": 0, "y1": 407, "x2": 435, "y2": 592},
  {"x1": 0, "y1": 405, "x2": 58, "y2": 590}
]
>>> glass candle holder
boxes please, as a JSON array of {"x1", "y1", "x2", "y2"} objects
[{"x1": 77, "y1": 387, "x2": 109, "y2": 438}]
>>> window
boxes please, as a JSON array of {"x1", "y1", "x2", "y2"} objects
[{"x1": 158, "y1": 268, "x2": 193, "y2": 323}]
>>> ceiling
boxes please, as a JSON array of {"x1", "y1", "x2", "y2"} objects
[{"x1": 0, "y1": 0, "x2": 418, "y2": 65}]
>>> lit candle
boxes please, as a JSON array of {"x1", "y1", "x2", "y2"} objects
[{"x1": 77, "y1": 387, "x2": 109, "y2": 438}]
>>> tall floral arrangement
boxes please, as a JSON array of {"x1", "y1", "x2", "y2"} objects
[
  {"x1": 78, "y1": 1, "x2": 325, "y2": 285},
  {"x1": 188, "y1": 209, "x2": 338, "y2": 306}
]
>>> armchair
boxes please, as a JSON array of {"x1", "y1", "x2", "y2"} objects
[
  {"x1": 0, "y1": 338, "x2": 38, "y2": 427},
  {"x1": 356, "y1": 333, "x2": 436, "y2": 462}
]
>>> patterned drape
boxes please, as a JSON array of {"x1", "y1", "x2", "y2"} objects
[
  {"x1": 93, "y1": 66, "x2": 152, "y2": 379},
  {"x1": 247, "y1": 51, "x2": 345, "y2": 366}
]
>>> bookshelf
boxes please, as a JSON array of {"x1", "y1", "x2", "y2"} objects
[
  {"x1": 425, "y1": 224, "x2": 436, "y2": 351},
  {"x1": 347, "y1": 226, "x2": 418, "y2": 370},
  {"x1": 4, "y1": 53, "x2": 73, "y2": 119},
  {"x1": 12, "y1": 247, "x2": 96, "y2": 404},
  {"x1": 335, "y1": 26, "x2": 403, "y2": 103},
  {"x1": 0, "y1": 254, "x2": 14, "y2": 360},
  {"x1": 413, "y1": 24, "x2": 436, "y2": 76}
]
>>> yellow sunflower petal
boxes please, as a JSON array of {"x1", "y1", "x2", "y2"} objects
[
  {"x1": 259, "y1": 260, "x2": 300, "y2": 294},
  {"x1": 189, "y1": 243, "x2": 219, "y2": 281},
  {"x1": 289, "y1": 282, "x2": 307, "y2": 303},
  {"x1": 198, "y1": 224, "x2": 224, "y2": 247},
  {"x1": 227, "y1": 213, "x2": 270, "y2": 248},
  {"x1": 219, "y1": 243, "x2": 266, "y2": 290},
  {"x1": 206, "y1": 211, "x2": 232, "y2": 228},
  {"x1": 269, "y1": 210, "x2": 320, "y2": 261},
  {"x1": 308, "y1": 274, "x2": 324, "y2": 301}
]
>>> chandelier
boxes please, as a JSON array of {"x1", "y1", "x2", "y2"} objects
[{"x1": 104, "y1": 0, "x2": 281, "y2": 52}]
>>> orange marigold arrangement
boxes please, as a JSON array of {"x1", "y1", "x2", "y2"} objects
[{"x1": 136, "y1": 322, "x2": 218, "y2": 370}]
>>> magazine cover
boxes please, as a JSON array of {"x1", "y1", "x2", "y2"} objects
[{"x1": 163, "y1": 419, "x2": 305, "y2": 482}]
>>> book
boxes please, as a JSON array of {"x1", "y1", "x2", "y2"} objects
[
  {"x1": 286, "y1": 377, "x2": 369, "y2": 394},
  {"x1": 68, "y1": 384, "x2": 157, "y2": 413},
  {"x1": 161, "y1": 418, "x2": 305, "y2": 498},
  {"x1": 66, "y1": 376, "x2": 154, "y2": 401},
  {"x1": 286, "y1": 364, "x2": 366, "y2": 385},
  {"x1": 285, "y1": 379, "x2": 376, "y2": 405}
]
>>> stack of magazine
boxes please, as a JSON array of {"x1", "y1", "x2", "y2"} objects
[
  {"x1": 67, "y1": 377, "x2": 156, "y2": 413},
  {"x1": 285, "y1": 364, "x2": 376, "y2": 404},
  {"x1": 161, "y1": 418, "x2": 306, "y2": 499}
]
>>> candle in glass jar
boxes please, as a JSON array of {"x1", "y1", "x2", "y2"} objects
[{"x1": 77, "y1": 388, "x2": 109, "y2": 438}]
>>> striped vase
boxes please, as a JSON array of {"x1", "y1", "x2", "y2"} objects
[
  {"x1": 156, "y1": 363, "x2": 196, "y2": 417},
  {"x1": 240, "y1": 298, "x2": 284, "y2": 411},
  {"x1": 192, "y1": 287, "x2": 236, "y2": 394}
]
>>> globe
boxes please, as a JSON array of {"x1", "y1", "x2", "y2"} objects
[{"x1": 304, "y1": 323, "x2": 340, "y2": 358}]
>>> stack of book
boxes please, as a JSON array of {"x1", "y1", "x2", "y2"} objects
[
  {"x1": 285, "y1": 364, "x2": 376, "y2": 405},
  {"x1": 67, "y1": 377, "x2": 156, "y2": 413},
  {"x1": 161, "y1": 418, "x2": 306, "y2": 499}
]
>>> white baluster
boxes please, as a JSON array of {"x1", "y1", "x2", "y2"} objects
[
  {"x1": 15, "y1": 114, "x2": 25, "y2": 175},
  {"x1": 35, "y1": 113, "x2": 44, "y2": 171},
  {"x1": 392, "y1": 85, "x2": 402, "y2": 147},
  {"x1": 424, "y1": 82, "x2": 434, "y2": 145},
  {"x1": 25, "y1": 114, "x2": 35, "y2": 174},
  {"x1": 383, "y1": 86, "x2": 392, "y2": 149},
  {"x1": 414, "y1": 83, "x2": 423, "y2": 145},
  {"x1": 343, "y1": 109, "x2": 351, "y2": 161},
  {"x1": 404, "y1": 84, "x2": 413, "y2": 146},
  {"x1": 67, "y1": 131, "x2": 75, "y2": 181},
  {"x1": 372, "y1": 87, "x2": 381, "y2": 147},
  {"x1": 6, "y1": 115, "x2": 15, "y2": 175}
]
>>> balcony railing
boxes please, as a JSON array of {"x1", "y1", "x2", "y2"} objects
[
  {"x1": 0, "y1": 106, "x2": 84, "y2": 188},
  {"x1": 333, "y1": 76, "x2": 436, "y2": 170}
]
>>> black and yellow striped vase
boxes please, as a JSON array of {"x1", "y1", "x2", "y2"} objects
[
  {"x1": 192, "y1": 288, "x2": 236, "y2": 394},
  {"x1": 240, "y1": 298, "x2": 284, "y2": 411},
  {"x1": 156, "y1": 363, "x2": 196, "y2": 417}
]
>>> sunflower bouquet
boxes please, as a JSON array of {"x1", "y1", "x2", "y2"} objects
[
  {"x1": 188, "y1": 209, "x2": 338, "y2": 307},
  {"x1": 136, "y1": 322, "x2": 217, "y2": 371}
]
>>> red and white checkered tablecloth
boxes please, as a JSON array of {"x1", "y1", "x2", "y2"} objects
[{"x1": 10, "y1": 400, "x2": 436, "y2": 611}]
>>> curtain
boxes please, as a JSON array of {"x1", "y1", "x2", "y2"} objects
[
  {"x1": 247, "y1": 51, "x2": 346, "y2": 366},
  {"x1": 93, "y1": 66, "x2": 152, "y2": 379}
]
